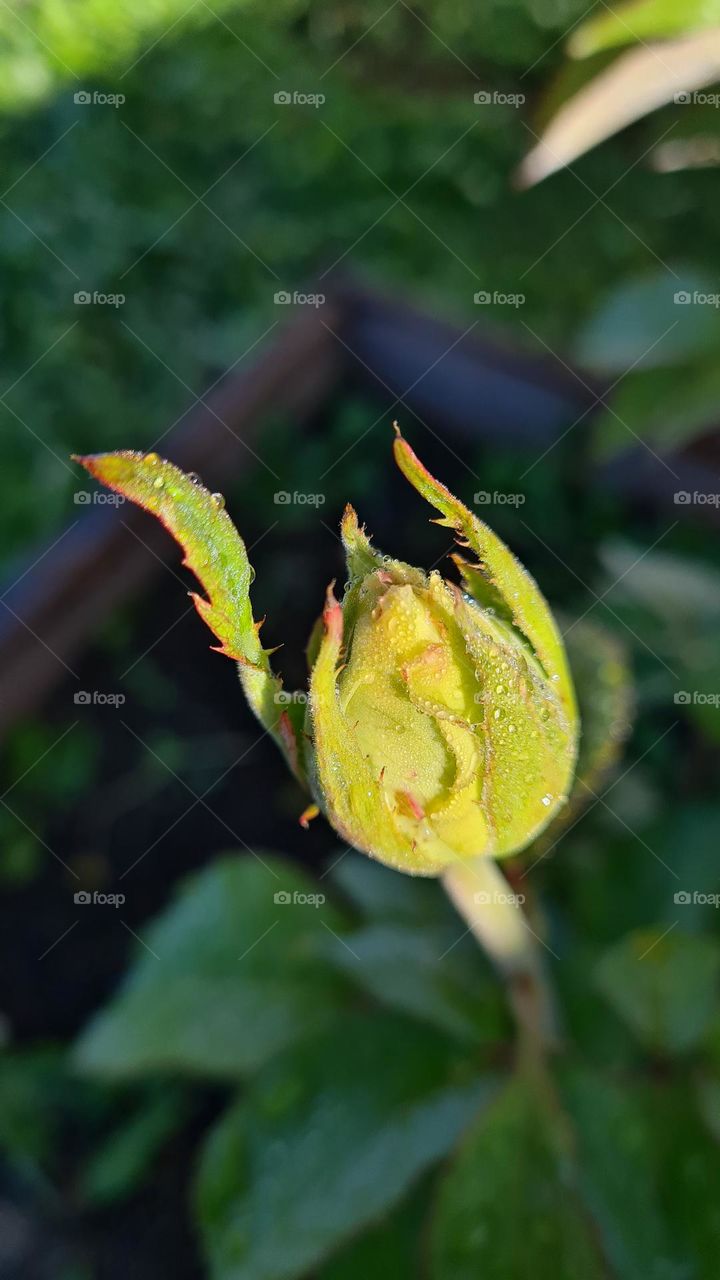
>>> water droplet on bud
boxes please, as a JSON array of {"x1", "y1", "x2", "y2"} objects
[{"x1": 210, "y1": 492, "x2": 225, "y2": 509}]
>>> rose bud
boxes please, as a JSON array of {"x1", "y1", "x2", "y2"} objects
[{"x1": 73, "y1": 430, "x2": 578, "y2": 875}]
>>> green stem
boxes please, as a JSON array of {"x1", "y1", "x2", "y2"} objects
[{"x1": 442, "y1": 856, "x2": 561, "y2": 1054}]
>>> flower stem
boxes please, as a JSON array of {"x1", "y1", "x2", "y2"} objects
[{"x1": 442, "y1": 856, "x2": 560, "y2": 1053}]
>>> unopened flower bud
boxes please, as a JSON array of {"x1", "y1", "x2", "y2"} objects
[{"x1": 74, "y1": 430, "x2": 579, "y2": 876}]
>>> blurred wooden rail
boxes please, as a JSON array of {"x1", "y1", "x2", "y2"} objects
[{"x1": 1, "y1": 279, "x2": 718, "y2": 737}]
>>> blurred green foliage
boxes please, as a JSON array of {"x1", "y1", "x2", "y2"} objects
[{"x1": 2, "y1": 0, "x2": 720, "y2": 564}]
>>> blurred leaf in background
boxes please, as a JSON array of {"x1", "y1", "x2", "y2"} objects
[{"x1": 73, "y1": 856, "x2": 351, "y2": 1079}]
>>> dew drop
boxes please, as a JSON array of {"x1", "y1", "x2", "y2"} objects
[
  {"x1": 187, "y1": 471, "x2": 202, "y2": 486},
  {"x1": 210, "y1": 492, "x2": 225, "y2": 509},
  {"x1": 540, "y1": 793, "x2": 553, "y2": 807},
  {"x1": 144, "y1": 452, "x2": 160, "y2": 465},
  {"x1": 153, "y1": 476, "x2": 164, "y2": 490},
  {"x1": 493, "y1": 708, "x2": 502, "y2": 720}
]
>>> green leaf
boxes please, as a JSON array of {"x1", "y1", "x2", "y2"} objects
[
  {"x1": 431, "y1": 1074, "x2": 608, "y2": 1280},
  {"x1": 196, "y1": 1014, "x2": 493, "y2": 1280},
  {"x1": 569, "y1": 0, "x2": 720, "y2": 57},
  {"x1": 79, "y1": 1090, "x2": 187, "y2": 1204},
  {"x1": 655, "y1": 806, "x2": 720, "y2": 929},
  {"x1": 576, "y1": 272, "x2": 719, "y2": 374},
  {"x1": 593, "y1": 543, "x2": 720, "y2": 743},
  {"x1": 600, "y1": 541, "x2": 720, "y2": 623},
  {"x1": 434, "y1": 1066, "x2": 700, "y2": 1280},
  {"x1": 0, "y1": 1048, "x2": 67, "y2": 1168},
  {"x1": 328, "y1": 851, "x2": 457, "y2": 926},
  {"x1": 562, "y1": 1069, "x2": 679, "y2": 1280},
  {"x1": 595, "y1": 928, "x2": 720, "y2": 1053},
  {"x1": 73, "y1": 855, "x2": 350, "y2": 1080},
  {"x1": 695, "y1": 1071, "x2": 720, "y2": 1144},
  {"x1": 591, "y1": 361, "x2": 720, "y2": 462},
  {"x1": 321, "y1": 920, "x2": 508, "y2": 1043},
  {"x1": 316, "y1": 1179, "x2": 432, "y2": 1280},
  {"x1": 651, "y1": 1080, "x2": 720, "y2": 1278},
  {"x1": 73, "y1": 451, "x2": 303, "y2": 778}
]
